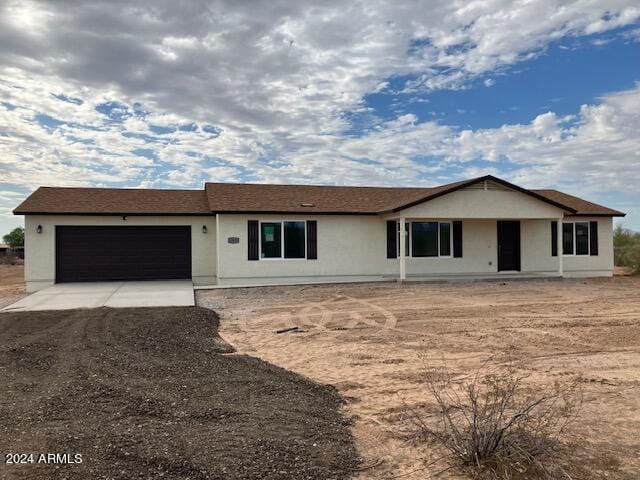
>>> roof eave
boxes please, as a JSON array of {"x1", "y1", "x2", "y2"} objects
[
  {"x1": 568, "y1": 212, "x2": 626, "y2": 217},
  {"x1": 13, "y1": 211, "x2": 213, "y2": 216},
  {"x1": 210, "y1": 210, "x2": 377, "y2": 215}
]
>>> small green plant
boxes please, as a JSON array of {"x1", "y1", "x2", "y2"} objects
[{"x1": 406, "y1": 360, "x2": 582, "y2": 479}]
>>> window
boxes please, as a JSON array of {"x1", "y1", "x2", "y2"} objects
[
  {"x1": 284, "y1": 221, "x2": 305, "y2": 258},
  {"x1": 398, "y1": 221, "x2": 452, "y2": 257},
  {"x1": 261, "y1": 222, "x2": 281, "y2": 258},
  {"x1": 575, "y1": 222, "x2": 589, "y2": 255},
  {"x1": 412, "y1": 222, "x2": 439, "y2": 257},
  {"x1": 562, "y1": 222, "x2": 589, "y2": 256},
  {"x1": 260, "y1": 221, "x2": 306, "y2": 259},
  {"x1": 562, "y1": 223, "x2": 573, "y2": 255}
]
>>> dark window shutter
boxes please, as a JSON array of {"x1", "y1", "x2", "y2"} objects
[
  {"x1": 590, "y1": 221, "x2": 598, "y2": 256},
  {"x1": 306, "y1": 220, "x2": 317, "y2": 260},
  {"x1": 386, "y1": 220, "x2": 397, "y2": 259},
  {"x1": 453, "y1": 221, "x2": 463, "y2": 258},
  {"x1": 551, "y1": 221, "x2": 558, "y2": 257},
  {"x1": 248, "y1": 220, "x2": 259, "y2": 260}
]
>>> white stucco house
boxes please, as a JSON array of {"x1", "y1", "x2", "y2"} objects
[{"x1": 14, "y1": 175, "x2": 624, "y2": 292}]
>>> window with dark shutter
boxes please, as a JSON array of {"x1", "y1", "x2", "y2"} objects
[
  {"x1": 247, "y1": 220, "x2": 259, "y2": 260},
  {"x1": 386, "y1": 220, "x2": 397, "y2": 258},
  {"x1": 590, "y1": 221, "x2": 598, "y2": 256},
  {"x1": 453, "y1": 221, "x2": 463, "y2": 258},
  {"x1": 306, "y1": 220, "x2": 317, "y2": 260},
  {"x1": 575, "y1": 222, "x2": 589, "y2": 255},
  {"x1": 551, "y1": 221, "x2": 558, "y2": 257},
  {"x1": 562, "y1": 223, "x2": 574, "y2": 255}
]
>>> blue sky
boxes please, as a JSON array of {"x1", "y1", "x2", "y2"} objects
[
  {"x1": 365, "y1": 28, "x2": 640, "y2": 129},
  {"x1": 0, "y1": 0, "x2": 639, "y2": 235}
]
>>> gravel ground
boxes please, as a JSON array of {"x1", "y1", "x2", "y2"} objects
[{"x1": 0, "y1": 306, "x2": 359, "y2": 480}]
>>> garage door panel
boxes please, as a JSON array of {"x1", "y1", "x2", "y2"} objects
[{"x1": 56, "y1": 226, "x2": 191, "y2": 282}]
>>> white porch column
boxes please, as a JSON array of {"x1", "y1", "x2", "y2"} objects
[
  {"x1": 557, "y1": 217, "x2": 563, "y2": 277},
  {"x1": 399, "y1": 216, "x2": 407, "y2": 281}
]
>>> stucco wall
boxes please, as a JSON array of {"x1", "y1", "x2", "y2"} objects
[
  {"x1": 215, "y1": 216, "x2": 575, "y2": 283},
  {"x1": 216, "y1": 214, "x2": 397, "y2": 284},
  {"x1": 521, "y1": 219, "x2": 559, "y2": 273},
  {"x1": 562, "y1": 216, "x2": 614, "y2": 277},
  {"x1": 22, "y1": 211, "x2": 614, "y2": 291},
  {"x1": 24, "y1": 215, "x2": 216, "y2": 292}
]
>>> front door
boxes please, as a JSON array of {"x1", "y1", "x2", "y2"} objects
[{"x1": 497, "y1": 221, "x2": 521, "y2": 271}]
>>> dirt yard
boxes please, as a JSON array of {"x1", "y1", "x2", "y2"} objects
[
  {"x1": 0, "y1": 264, "x2": 25, "y2": 309},
  {"x1": 198, "y1": 277, "x2": 640, "y2": 480},
  {"x1": 0, "y1": 307, "x2": 359, "y2": 479}
]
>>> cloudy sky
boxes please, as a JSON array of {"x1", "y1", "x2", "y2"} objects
[{"x1": 1, "y1": 0, "x2": 639, "y2": 234}]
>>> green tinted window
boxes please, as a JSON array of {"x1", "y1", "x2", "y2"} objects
[{"x1": 261, "y1": 223, "x2": 281, "y2": 258}]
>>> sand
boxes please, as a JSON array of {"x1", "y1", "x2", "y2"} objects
[
  {"x1": 0, "y1": 264, "x2": 25, "y2": 309},
  {"x1": 198, "y1": 277, "x2": 640, "y2": 480}
]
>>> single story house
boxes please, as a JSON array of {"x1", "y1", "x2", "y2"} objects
[{"x1": 14, "y1": 175, "x2": 624, "y2": 292}]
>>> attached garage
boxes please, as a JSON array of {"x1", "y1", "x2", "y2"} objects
[{"x1": 55, "y1": 226, "x2": 192, "y2": 282}]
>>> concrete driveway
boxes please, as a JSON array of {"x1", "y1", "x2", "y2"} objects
[{"x1": 1, "y1": 280, "x2": 194, "y2": 312}]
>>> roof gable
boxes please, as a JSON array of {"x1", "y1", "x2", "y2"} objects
[{"x1": 385, "y1": 175, "x2": 578, "y2": 214}]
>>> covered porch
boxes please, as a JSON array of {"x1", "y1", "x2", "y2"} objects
[
  {"x1": 384, "y1": 178, "x2": 571, "y2": 281},
  {"x1": 388, "y1": 216, "x2": 564, "y2": 281}
]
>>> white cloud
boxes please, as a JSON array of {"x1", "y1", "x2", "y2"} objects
[{"x1": 0, "y1": 0, "x2": 639, "y2": 232}]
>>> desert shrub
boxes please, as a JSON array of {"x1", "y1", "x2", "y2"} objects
[
  {"x1": 0, "y1": 254, "x2": 22, "y2": 265},
  {"x1": 615, "y1": 244, "x2": 640, "y2": 272},
  {"x1": 614, "y1": 224, "x2": 640, "y2": 272},
  {"x1": 406, "y1": 361, "x2": 582, "y2": 479}
]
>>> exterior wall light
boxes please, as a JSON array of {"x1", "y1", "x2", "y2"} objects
[
  {"x1": 202, "y1": 225, "x2": 208, "y2": 234},
  {"x1": 36, "y1": 225, "x2": 43, "y2": 234}
]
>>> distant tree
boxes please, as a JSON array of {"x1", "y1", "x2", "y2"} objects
[
  {"x1": 614, "y1": 223, "x2": 640, "y2": 272},
  {"x1": 2, "y1": 227, "x2": 24, "y2": 248}
]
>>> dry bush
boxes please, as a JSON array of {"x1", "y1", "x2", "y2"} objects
[
  {"x1": 0, "y1": 254, "x2": 22, "y2": 265},
  {"x1": 406, "y1": 360, "x2": 582, "y2": 479}
]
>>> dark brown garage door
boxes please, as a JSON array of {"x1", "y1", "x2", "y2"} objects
[{"x1": 56, "y1": 226, "x2": 191, "y2": 282}]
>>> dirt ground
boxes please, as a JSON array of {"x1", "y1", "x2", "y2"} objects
[
  {"x1": 0, "y1": 264, "x2": 25, "y2": 309},
  {"x1": 0, "y1": 307, "x2": 359, "y2": 479},
  {"x1": 198, "y1": 277, "x2": 640, "y2": 480}
]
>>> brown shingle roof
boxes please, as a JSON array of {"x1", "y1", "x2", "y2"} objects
[
  {"x1": 204, "y1": 182, "x2": 435, "y2": 214},
  {"x1": 204, "y1": 176, "x2": 581, "y2": 214},
  {"x1": 13, "y1": 176, "x2": 624, "y2": 217},
  {"x1": 13, "y1": 187, "x2": 210, "y2": 215},
  {"x1": 531, "y1": 190, "x2": 625, "y2": 217}
]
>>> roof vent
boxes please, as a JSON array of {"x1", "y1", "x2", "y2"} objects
[{"x1": 300, "y1": 203, "x2": 315, "y2": 207}]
